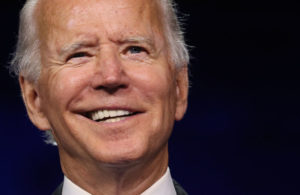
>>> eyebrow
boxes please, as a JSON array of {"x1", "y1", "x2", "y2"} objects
[
  {"x1": 119, "y1": 36, "x2": 156, "y2": 48},
  {"x1": 59, "y1": 40, "x2": 99, "y2": 56},
  {"x1": 59, "y1": 36, "x2": 156, "y2": 55}
]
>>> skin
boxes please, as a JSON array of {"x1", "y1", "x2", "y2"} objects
[{"x1": 20, "y1": 0, "x2": 188, "y2": 194}]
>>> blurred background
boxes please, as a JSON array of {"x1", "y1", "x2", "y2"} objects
[{"x1": 1, "y1": 0, "x2": 299, "y2": 194}]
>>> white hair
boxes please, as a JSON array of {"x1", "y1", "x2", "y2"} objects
[
  {"x1": 10, "y1": 0, "x2": 190, "y2": 145},
  {"x1": 159, "y1": 0, "x2": 190, "y2": 69},
  {"x1": 11, "y1": 0, "x2": 40, "y2": 83}
]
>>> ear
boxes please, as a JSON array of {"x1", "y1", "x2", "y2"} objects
[
  {"x1": 19, "y1": 76, "x2": 51, "y2": 131},
  {"x1": 174, "y1": 65, "x2": 189, "y2": 121}
]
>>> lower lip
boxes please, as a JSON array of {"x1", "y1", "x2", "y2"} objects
[{"x1": 99, "y1": 116, "x2": 130, "y2": 123}]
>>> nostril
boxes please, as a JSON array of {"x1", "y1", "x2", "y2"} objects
[{"x1": 95, "y1": 84, "x2": 127, "y2": 94}]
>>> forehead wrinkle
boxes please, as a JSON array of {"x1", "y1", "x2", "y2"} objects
[
  {"x1": 37, "y1": 0, "x2": 164, "y2": 33},
  {"x1": 36, "y1": 0, "x2": 167, "y2": 54},
  {"x1": 105, "y1": 0, "x2": 165, "y2": 50}
]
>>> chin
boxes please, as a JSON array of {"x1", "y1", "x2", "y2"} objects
[
  {"x1": 90, "y1": 140, "x2": 149, "y2": 167},
  {"x1": 97, "y1": 152, "x2": 147, "y2": 168}
]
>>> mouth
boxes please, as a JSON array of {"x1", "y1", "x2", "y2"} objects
[{"x1": 85, "y1": 109, "x2": 139, "y2": 123}]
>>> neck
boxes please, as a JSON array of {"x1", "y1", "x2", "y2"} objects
[{"x1": 59, "y1": 146, "x2": 169, "y2": 195}]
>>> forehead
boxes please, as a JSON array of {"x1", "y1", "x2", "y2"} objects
[{"x1": 36, "y1": 0, "x2": 163, "y2": 39}]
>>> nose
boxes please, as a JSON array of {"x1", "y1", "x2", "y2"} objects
[{"x1": 91, "y1": 49, "x2": 128, "y2": 93}]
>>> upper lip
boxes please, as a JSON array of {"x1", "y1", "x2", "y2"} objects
[
  {"x1": 78, "y1": 107, "x2": 144, "y2": 121},
  {"x1": 88, "y1": 109, "x2": 137, "y2": 121}
]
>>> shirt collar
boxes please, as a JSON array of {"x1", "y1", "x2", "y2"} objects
[
  {"x1": 62, "y1": 168, "x2": 176, "y2": 195},
  {"x1": 141, "y1": 168, "x2": 176, "y2": 195},
  {"x1": 62, "y1": 176, "x2": 91, "y2": 195}
]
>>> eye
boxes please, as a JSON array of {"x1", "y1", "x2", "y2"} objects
[
  {"x1": 66, "y1": 52, "x2": 90, "y2": 62},
  {"x1": 127, "y1": 46, "x2": 147, "y2": 54}
]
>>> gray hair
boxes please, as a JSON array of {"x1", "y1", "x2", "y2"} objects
[
  {"x1": 10, "y1": 0, "x2": 40, "y2": 83},
  {"x1": 10, "y1": 0, "x2": 190, "y2": 145}
]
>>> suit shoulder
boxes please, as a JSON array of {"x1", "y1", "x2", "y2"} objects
[
  {"x1": 51, "y1": 182, "x2": 63, "y2": 195},
  {"x1": 173, "y1": 179, "x2": 189, "y2": 195}
]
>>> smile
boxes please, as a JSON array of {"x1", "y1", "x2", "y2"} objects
[{"x1": 87, "y1": 110, "x2": 137, "y2": 123}]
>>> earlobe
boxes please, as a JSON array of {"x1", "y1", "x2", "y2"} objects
[
  {"x1": 19, "y1": 76, "x2": 51, "y2": 131},
  {"x1": 175, "y1": 66, "x2": 189, "y2": 121}
]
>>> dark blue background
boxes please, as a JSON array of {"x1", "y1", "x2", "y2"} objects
[{"x1": 1, "y1": 0, "x2": 300, "y2": 194}]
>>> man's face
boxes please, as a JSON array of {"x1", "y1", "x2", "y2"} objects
[{"x1": 24, "y1": 0, "x2": 188, "y2": 165}]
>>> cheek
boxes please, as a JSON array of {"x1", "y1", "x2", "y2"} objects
[
  {"x1": 40, "y1": 67, "x2": 93, "y2": 111},
  {"x1": 130, "y1": 65, "x2": 177, "y2": 116},
  {"x1": 130, "y1": 66, "x2": 177, "y2": 147},
  {"x1": 132, "y1": 67, "x2": 171, "y2": 99}
]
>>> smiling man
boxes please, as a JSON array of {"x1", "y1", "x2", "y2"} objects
[{"x1": 11, "y1": 0, "x2": 189, "y2": 194}]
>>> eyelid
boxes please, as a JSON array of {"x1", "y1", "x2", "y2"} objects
[
  {"x1": 127, "y1": 45, "x2": 148, "y2": 53},
  {"x1": 123, "y1": 43, "x2": 153, "y2": 54},
  {"x1": 66, "y1": 51, "x2": 91, "y2": 62}
]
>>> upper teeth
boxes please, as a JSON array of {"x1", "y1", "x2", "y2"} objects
[{"x1": 89, "y1": 110, "x2": 132, "y2": 121}]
